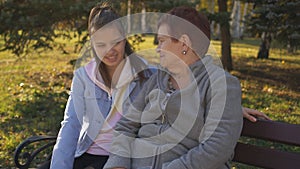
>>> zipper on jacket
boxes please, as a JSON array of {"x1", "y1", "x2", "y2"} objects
[
  {"x1": 107, "y1": 91, "x2": 112, "y2": 101},
  {"x1": 161, "y1": 92, "x2": 172, "y2": 124},
  {"x1": 151, "y1": 147, "x2": 160, "y2": 169}
]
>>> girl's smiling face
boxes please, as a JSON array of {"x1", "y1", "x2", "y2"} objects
[{"x1": 91, "y1": 25, "x2": 126, "y2": 70}]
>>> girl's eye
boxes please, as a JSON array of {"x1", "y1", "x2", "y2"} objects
[{"x1": 113, "y1": 41, "x2": 121, "y2": 46}]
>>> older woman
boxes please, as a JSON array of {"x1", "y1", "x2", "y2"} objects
[{"x1": 104, "y1": 6, "x2": 243, "y2": 169}]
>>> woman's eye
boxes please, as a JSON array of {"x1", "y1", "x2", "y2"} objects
[{"x1": 96, "y1": 44, "x2": 105, "y2": 48}]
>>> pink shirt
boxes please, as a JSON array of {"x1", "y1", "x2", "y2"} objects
[{"x1": 84, "y1": 58, "x2": 132, "y2": 155}]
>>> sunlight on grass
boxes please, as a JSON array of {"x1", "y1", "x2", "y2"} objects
[{"x1": 0, "y1": 43, "x2": 76, "y2": 167}]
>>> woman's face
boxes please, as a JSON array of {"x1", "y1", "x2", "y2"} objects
[
  {"x1": 156, "y1": 24, "x2": 183, "y2": 70},
  {"x1": 91, "y1": 25, "x2": 126, "y2": 70}
]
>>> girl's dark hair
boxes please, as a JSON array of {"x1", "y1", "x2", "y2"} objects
[{"x1": 88, "y1": 3, "x2": 140, "y2": 87}]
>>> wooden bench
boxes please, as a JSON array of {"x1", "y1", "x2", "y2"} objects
[
  {"x1": 233, "y1": 118, "x2": 300, "y2": 168},
  {"x1": 14, "y1": 119, "x2": 300, "y2": 169}
]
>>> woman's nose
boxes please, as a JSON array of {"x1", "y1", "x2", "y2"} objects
[{"x1": 156, "y1": 45, "x2": 161, "y2": 53}]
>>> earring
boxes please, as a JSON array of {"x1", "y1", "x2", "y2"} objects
[{"x1": 182, "y1": 50, "x2": 187, "y2": 55}]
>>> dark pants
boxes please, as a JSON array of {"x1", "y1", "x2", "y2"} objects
[
  {"x1": 37, "y1": 153, "x2": 109, "y2": 169},
  {"x1": 73, "y1": 153, "x2": 109, "y2": 169}
]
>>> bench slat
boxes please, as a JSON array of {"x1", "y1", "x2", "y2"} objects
[
  {"x1": 242, "y1": 119, "x2": 300, "y2": 146},
  {"x1": 233, "y1": 143, "x2": 300, "y2": 169}
]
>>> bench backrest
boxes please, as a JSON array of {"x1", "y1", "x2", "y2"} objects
[
  {"x1": 14, "y1": 119, "x2": 300, "y2": 169},
  {"x1": 233, "y1": 118, "x2": 300, "y2": 169}
]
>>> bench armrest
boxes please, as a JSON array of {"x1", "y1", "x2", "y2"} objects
[{"x1": 14, "y1": 135, "x2": 57, "y2": 169}]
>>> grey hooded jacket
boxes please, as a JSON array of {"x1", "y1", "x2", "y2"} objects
[{"x1": 104, "y1": 55, "x2": 243, "y2": 169}]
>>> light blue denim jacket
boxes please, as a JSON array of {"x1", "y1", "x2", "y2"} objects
[{"x1": 50, "y1": 56, "x2": 153, "y2": 169}]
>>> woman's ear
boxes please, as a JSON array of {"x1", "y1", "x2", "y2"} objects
[{"x1": 179, "y1": 34, "x2": 192, "y2": 52}]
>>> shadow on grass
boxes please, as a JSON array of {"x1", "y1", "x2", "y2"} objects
[
  {"x1": 2, "y1": 71, "x2": 72, "y2": 137},
  {"x1": 15, "y1": 90, "x2": 68, "y2": 133},
  {"x1": 232, "y1": 38, "x2": 260, "y2": 47},
  {"x1": 234, "y1": 57, "x2": 300, "y2": 92},
  {"x1": 0, "y1": 90, "x2": 67, "y2": 165},
  {"x1": 234, "y1": 56, "x2": 300, "y2": 124},
  {"x1": 0, "y1": 63, "x2": 73, "y2": 167}
]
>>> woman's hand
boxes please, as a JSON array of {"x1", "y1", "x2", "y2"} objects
[{"x1": 242, "y1": 107, "x2": 271, "y2": 122}]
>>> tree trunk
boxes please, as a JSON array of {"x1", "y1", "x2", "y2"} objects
[
  {"x1": 287, "y1": 40, "x2": 297, "y2": 54},
  {"x1": 230, "y1": 0, "x2": 241, "y2": 39},
  {"x1": 257, "y1": 32, "x2": 271, "y2": 59},
  {"x1": 215, "y1": 24, "x2": 221, "y2": 40},
  {"x1": 127, "y1": 0, "x2": 131, "y2": 33},
  {"x1": 209, "y1": 0, "x2": 215, "y2": 38},
  {"x1": 218, "y1": 0, "x2": 233, "y2": 71},
  {"x1": 141, "y1": 1, "x2": 146, "y2": 33},
  {"x1": 240, "y1": 2, "x2": 248, "y2": 39}
]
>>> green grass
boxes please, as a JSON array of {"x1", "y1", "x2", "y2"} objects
[
  {"x1": 0, "y1": 45, "x2": 76, "y2": 167},
  {"x1": 0, "y1": 35, "x2": 299, "y2": 168}
]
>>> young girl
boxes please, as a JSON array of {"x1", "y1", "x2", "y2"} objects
[{"x1": 49, "y1": 4, "x2": 153, "y2": 169}]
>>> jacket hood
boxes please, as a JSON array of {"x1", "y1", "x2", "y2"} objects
[
  {"x1": 84, "y1": 55, "x2": 151, "y2": 92},
  {"x1": 156, "y1": 55, "x2": 212, "y2": 92}
]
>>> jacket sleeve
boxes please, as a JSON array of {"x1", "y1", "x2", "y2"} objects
[
  {"x1": 50, "y1": 70, "x2": 85, "y2": 169},
  {"x1": 162, "y1": 74, "x2": 243, "y2": 169},
  {"x1": 104, "y1": 75, "x2": 156, "y2": 169}
]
